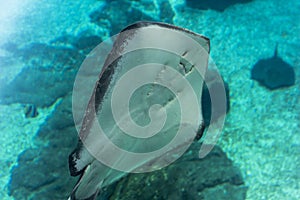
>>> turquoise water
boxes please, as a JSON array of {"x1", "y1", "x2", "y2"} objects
[{"x1": 0, "y1": 0, "x2": 299, "y2": 200}]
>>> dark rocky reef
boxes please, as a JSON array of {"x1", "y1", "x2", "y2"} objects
[
  {"x1": 0, "y1": 43, "x2": 84, "y2": 107},
  {"x1": 9, "y1": 92, "x2": 78, "y2": 200},
  {"x1": 99, "y1": 144, "x2": 247, "y2": 200},
  {"x1": 90, "y1": 1, "x2": 155, "y2": 36},
  {"x1": 186, "y1": 0, "x2": 253, "y2": 12},
  {"x1": 0, "y1": 30, "x2": 106, "y2": 107},
  {"x1": 90, "y1": 0, "x2": 175, "y2": 36},
  {"x1": 158, "y1": 0, "x2": 175, "y2": 24},
  {"x1": 71, "y1": 35, "x2": 102, "y2": 51}
]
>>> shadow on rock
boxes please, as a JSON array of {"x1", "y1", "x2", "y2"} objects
[{"x1": 186, "y1": 0, "x2": 253, "y2": 12}]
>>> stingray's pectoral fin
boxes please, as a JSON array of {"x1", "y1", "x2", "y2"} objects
[
  {"x1": 69, "y1": 150, "x2": 82, "y2": 177},
  {"x1": 69, "y1": 140, "x2": 94, "y2": 176},
  {"x1": 68, "y1": 162, "x2": 103, "y2": 200},
  {"x1": 68, "y1": 141, "x2": 101, "y2": 200},
  {"x1": 69, "y1": 189, "x2": 100, "y2": 200},
  {"x1": 69, "y1": 184, "x2": 100, "y2": 200}
]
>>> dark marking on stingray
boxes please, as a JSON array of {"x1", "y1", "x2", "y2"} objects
[
  {"x1": 251, "y1": 45, "x2": 295, "y2": 90},
  {"x1": 195, "y1": 122, "x2": 205, "y2": 141},
  {"x1": 182, "y1": 50, "x2": 188, "y2": 57},
  {"x1": 78, "y1": 55, "x2": 120, "y2": 142},
  {"x1": 69, "y1": 140, "x2": 85, "y2": 176}
]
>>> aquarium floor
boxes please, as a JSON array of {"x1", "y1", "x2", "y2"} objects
[{"x1": 218, "y1": 75, "x2": 300, "y2": 200}]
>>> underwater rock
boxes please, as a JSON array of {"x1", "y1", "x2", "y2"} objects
[
  {"x1": 89, "y1": 1, "x2": 155, "y2": 35},
  {"x1": 159, "y1": 0, "x2": 175, "y2": 24},
  {"x1": 186, "y1": 0, "x2": 253, "y2": 12},
  {"x1": 1, "y1": 42, "x2": 18, "y2": 52},
  {"x1": 0, "y1": 43, "x2": 84, "y2": 107},
  {"x1": 104, "y1": 144, "x2": 247, "y2": 200},
  {"x1": 9, "y1": 98, "x2": 78, "y2": 199},
  {"x1": 251, "y1": 47, "x2": 295, "y2": 90},
  {"x1": 0, "y1": 55, "x2": 14, "y2": 68},
  {"x1": 9, "y1": 143, "x2": 77, "y2": 200},
  {"x1": 41, "y1": 92, "x2": 74, "y2": 132},
  {"x1": 72, "y1": 35, "x2": 102, "y2": 50},
  {"x1": 9, "y1": 149, "x2": 56, "y2": 192}
]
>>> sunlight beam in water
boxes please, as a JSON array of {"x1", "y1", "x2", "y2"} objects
[{"x1": 0, "y1": 0, "x2": 30, "y2": 44}]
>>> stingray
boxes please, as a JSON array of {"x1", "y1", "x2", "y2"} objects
[
  {"x1": 251, "y1": 45, "x2": 295, "y2": 90},
  {"x1": 68, "y1": 21, "x2": 210, "y2": 200}
]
